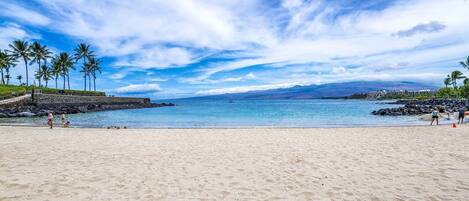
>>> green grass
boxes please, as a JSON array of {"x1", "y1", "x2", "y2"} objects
[{"x1": 0, "y1": 84, "x2": 106, "y2": 100}]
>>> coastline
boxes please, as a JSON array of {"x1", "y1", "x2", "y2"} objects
[{"x1": 1, "y1": 125, "x2": 468, "y2": 200}]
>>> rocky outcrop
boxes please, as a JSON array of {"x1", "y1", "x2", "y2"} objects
[
  {"x1": 372, "y1": 99, "x2": 469, "y2": 116},
  {"x1": 0, "y1": 94, "x2": 175, "y2": 118}
]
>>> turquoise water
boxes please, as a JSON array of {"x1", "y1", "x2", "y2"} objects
[{"x1": 0, "y1": 99, "x2": 430, "y2": 128}]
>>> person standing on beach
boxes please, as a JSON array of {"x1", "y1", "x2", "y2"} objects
[
  {"x1": 47, "y1": 112, "x2": 54, "y2": 129},
  {"x1": 430, "y1": 108, "x2": 439, "y2": 126},
  {"x1": 458, "y1": 107, "x2": 465, "y2": 124},
  {"x1": 61, "y1": 114, "x2": 66, "y2": 127}
]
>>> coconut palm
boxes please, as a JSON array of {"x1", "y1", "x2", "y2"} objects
[
  {"x1": 450, "y1": 70, "x2": 465, "y2": 88},
  {"x1": 444, "y1": 75, "x2": 452, "y2": 88},
  {"x1": 50, "y1": 56, "x2": 61, "y2": 89},
  {"x1": 460, "y1": 55, "x2": 469, "y2": 73},
  {"x1": 35, "y1": 70, "x2": 42, "y2": 87},
  {"x1": 41, "y1": 65, "x2": 52, "y2": 87},
  {"x1": 0, "y1": 50, "x2": 15, "y2": 84},
  {"x1": 57, "y1": 52, "x2": 75, "y2": 90},
  {"x1": 86, "y1": 57, "x2": 101, "y2": 91},
  {"x1": 73, "y1": 43, "x2": 94, "y2": 91},
  {"x1": 30, "y1": 41, "x2": 52, "y2": 85},
  {"x1": 8, "y1": 40, "x2": 31, "y2": 85},
  {"x1": 79, "y1": 62, "x2": 91, "y2": 91},
  {"x1": 5, "y1": 74, "x2": 11, "y2": 84},
  {"x1": 16, "y1": 75, "x2": 22, "y2": 85}
]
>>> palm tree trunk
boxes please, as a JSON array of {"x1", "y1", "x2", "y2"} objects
[
  {"x1": 84, "y1": 74, "x2": 87, "y2": 91},
  {"x1": 45, "y1": 80, "x2": 48, "y2": 88},
  {"x1": 67, "y1": 73, "x2": 70, "y2": 90},
  {"x1": 24, "y1": 58, "x2": 28, "y2": 86},
  {"x1": 0, "y1": 69, "x2": 4, "y2": 85},
  {"x1": 93, "y1": 75, "x2": 96, "y2": 91},
  {"x1": 55, "y1": 77, "x2": 58, "y2": 89},
  {"x1": 37, "y1": 60, "x2": 41, "y2": 86},
  {"x1": 63, "y1": 75, "x2": 66, "y2": 90},
  {"x1": 88, "y1": 75, "x2": 91, "y2": 91}
]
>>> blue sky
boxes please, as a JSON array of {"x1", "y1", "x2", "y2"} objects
[{"x1": 1, "y1": 0, "x2": 469, "y2": 99}]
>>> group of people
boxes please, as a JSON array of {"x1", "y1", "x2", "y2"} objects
[
  {"x1": 47, "y1": 112, "x2": 71, "y2": 129},
  {"x1": 430, "y1": 107, "x2": 466, "y2": 125}
]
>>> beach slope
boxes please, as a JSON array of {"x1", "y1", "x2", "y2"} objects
[{"x1": 1, "y1": 126, "x2": 468, "y2": 200}]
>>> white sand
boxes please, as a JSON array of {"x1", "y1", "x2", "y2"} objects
[{"x1": 1, "y1": 125, "x2": 469, "y2": 200}]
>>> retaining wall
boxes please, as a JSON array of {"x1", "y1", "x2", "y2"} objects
[{"x1": 34, "y1": 94, "x2": 150, "y2": 105}]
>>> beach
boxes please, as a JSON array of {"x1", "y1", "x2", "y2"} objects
[{"x1": 1, "y1": 126, "x2": 468, "y2": 200}]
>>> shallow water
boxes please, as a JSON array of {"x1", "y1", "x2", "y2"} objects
[{"x1": 0, "y1": 99, "x2": 439, "y2": 128}]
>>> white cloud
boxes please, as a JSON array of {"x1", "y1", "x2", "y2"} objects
[
  {"x1": 115, "y1": 83, "x2": 161, "y2": 94},
  {"x1": 115, "y1": 46, "x2": 195, "y2": 69},
  {"x1": 149, "y1": 77, "x2": 169, "y2": 82},
  {"x1": 0, "y1": 1, "x2": 51, "y2": 26}
]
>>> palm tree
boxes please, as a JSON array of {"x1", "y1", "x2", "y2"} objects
[
  {"x1": 88, "y1": 57, "x2": 102, "y2": 91},
  {"x1": 0, "y1": 50, "x2": 16, "y2": 85},
  {"x1": 460, "y1": 55, "x2": 469, "y2": 73},
  {"x1": 5, "y1": 74, "x2": 11, "y2": 84},
  {"x1": 74, "y1": 43, "x2": 94, "y2": 91},
  {"x1": 444, "y1": 75, "x2": 452, "y2": 88},
  {"x1": 8, "y1": 40, "x2": 31, "y2": 86},
  {"x1": 464, "y1": 78, "x2": 469, "y2": 86},
  {"x1": 35, "y1": 70, "x2": 42, "y2": 87},
  {"x1": 30, "y1": 41, "x2": 52, "y2": 86},
  {"x1": 35, "y1": 65, "x2": 50, "y2": 87},
  {"x1": 57, "y1": 52, "x2": 75, "y2": 90},
  {"x1": 17, "y1": 75, "x2": 22, "y2": 85},
  {"x1": 450, "y1": 70, "x2": 465, "y2": 88},
  {"x1": 51, "y1": 56, "x2": 61, "y2": 89},
  {"x1": 40, "y1": 65, "x2": 52, "y2": 87}
]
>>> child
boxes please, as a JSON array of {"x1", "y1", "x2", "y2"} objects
[{"x1": 47, "y1": 112, "x2": 54, "y2": 129}]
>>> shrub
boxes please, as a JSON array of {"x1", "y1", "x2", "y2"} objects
[
  {"x1": 436, "y1": 87, "x2": 460, "y2": 99},
  {"x1": 460, "y1": 84, "x2": 469, "y2": 99}
]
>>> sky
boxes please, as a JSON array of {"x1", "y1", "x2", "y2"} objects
[{"x1": 1, "y1": 0, "x2": 469, "y2": 99}]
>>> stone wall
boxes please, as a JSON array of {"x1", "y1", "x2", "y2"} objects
[{"x1": 33, "y1": 94, "x2": 150, "y2": 106}]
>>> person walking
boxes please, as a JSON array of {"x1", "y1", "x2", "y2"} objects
[
  {"x1": 458, "y1": 107, "x2": 465, "y2": 124},
  {"x1": 430, "y1": 108, "x2": 439, "y2": 126}
]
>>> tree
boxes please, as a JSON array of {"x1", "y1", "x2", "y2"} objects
[
  {"x1": 17, "y1": 75, "x2": 22, "y2": 85},
  {"x1": 74, "y1": 43, "x2": 94, "y2": 91},
  {"x1": 86, "y1": 57, "x2": 101, "y2": 91},
  {"x1": 464, "y1": 78, "x2": 469, "y2": 86},
  {"x1": 56, "y1": 52, "x2": 75, "y2": 90},
  {"x1": 444, "y1": 75, "x2": 452, "y2": 88},
  {"x1": 35, "y1": 65, "x2": 51, "y2": 87},
  {"x1": 90, "y1": 57, "x2": 101, "y2": 91},
  {"x1": 30, "y1": 41, "x2": 52, "y2": 86},
  {"x1": 5, "y1": 74, "x2": 11, "y2": 84},
  {"x1": 450, "y1": 70, "x2": 465, "y2": 88},
  {"x1": 0, "y1": 50, "x2": 16, "y2": 84},
  {"x1": 41, "y1": 65, "x2": 52, "y2": 87},
  {"x1": 460, "y1": 55, "x2": 469, "y2": 73},
  {"x1": 50, "y1": 55, "x2": 61, "y2": 89},
  {"x1": 8, "y1": 40, "x2": 31, "y2": 86}
]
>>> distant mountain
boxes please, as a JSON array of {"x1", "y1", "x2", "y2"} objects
[{"x1": 187, "y1": 81, "x2": 438, "y2": 100}]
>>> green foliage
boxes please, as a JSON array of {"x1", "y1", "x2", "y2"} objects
[
  {"x1": 460, "y1": 84, "x2": 469, "y2": 99},
  {"x1": 436, "y1": 87, "x2": 460, "y2": 99},
  {"x1": 0, "y1": 84, "x2": 105, "y2": 100}
]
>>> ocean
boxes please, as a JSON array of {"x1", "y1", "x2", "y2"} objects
[{"x1": 0, "y1": 99, "x2": 434, "y2": 128}]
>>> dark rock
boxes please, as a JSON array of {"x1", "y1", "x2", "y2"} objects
[{"x1": 373, "y1": 99, "x2": 469, "y2": 116}]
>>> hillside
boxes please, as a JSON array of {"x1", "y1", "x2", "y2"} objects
[{"x1": 188, "y1": 81, "x2": 438, "y2": 100}]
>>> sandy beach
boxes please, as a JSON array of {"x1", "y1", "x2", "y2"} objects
[{"x1": 1, "y1": 126, "x2": 468, "y2": 200}]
